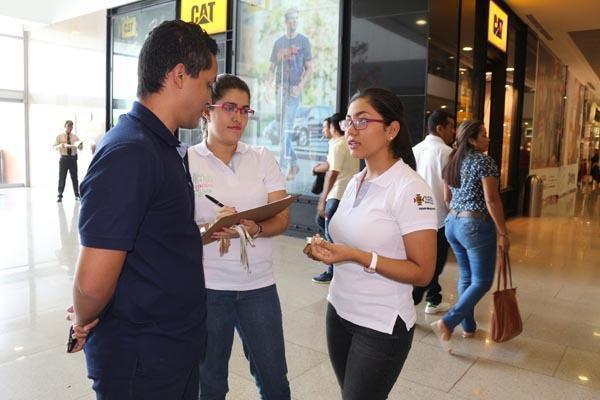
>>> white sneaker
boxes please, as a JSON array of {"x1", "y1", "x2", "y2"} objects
[{"x1": 425, "y1": 302, "x2": 450, "y2": 314}]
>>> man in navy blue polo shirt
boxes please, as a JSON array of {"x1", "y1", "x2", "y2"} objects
[{"x1": 70, "y1": 20, "x2": 218, "y2": 399}]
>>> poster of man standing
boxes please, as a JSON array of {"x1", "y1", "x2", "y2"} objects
[{"x1": 267, "y1": 8, "x2": 313, "y2": 181}]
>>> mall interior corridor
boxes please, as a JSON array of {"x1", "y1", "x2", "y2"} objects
[{"x1": 0, "y1": 187, "x2": 599, "y2": 400}]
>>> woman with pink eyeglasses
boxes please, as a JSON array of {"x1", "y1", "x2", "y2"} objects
[{"x1": 188, "y1": 74, "x2": 291, "y2": 400}]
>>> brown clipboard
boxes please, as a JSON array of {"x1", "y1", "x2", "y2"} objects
[{"x1": 200, "y1": 195, "x2": 299, "y2": 245}]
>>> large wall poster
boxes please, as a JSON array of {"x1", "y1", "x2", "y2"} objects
[
  {"x1": 236, "y1": 0, "x2": 340, "y2": 196},
  {"x1": 530, "y1": 43, "x2": 566, "y2": 171}
]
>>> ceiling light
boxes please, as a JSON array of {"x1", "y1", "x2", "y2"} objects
[
  {"x1": 486, "y1": 72, "x2": 492, "y2": 76},
  {"x1": 459, "y1": 68, "x2": 467, "y2": 72},
  {"x1": 578, "y1": 376, "x2": 589, "y2": 382},
  {"x1": 441, "y1": 105, "x2": 447, "y2": 109},
  {"x1": 449, "y1": 56, "x2": 455, "y2": 60},
  {"x1": 506, "y1": 67, "x2": 515, "y2": 72},
  {"x1": 462, "y1": 46, "x2": 473, "y2": 52},
  {"x1": 416, "y1": 19, "x2": 427, "y2": 26}
]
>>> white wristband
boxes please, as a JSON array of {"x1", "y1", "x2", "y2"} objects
[{"x1": 363, "y1": 251, "x2": 378, "y2": 274}]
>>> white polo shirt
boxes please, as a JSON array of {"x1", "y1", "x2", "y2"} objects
[
  {"x1": 412, "y1": 135, "x2": 452, "y2": 228},
  {"x1": 327, "y1": 159, "x2": 438, "y2": 334},
  {"x1": 188, "y1": 141, "x2": 286, "y2": 291}
]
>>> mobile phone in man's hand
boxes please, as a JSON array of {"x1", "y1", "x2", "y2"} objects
[{"x1": 66, "y1": 325, "x2": 78, "y2": 353}]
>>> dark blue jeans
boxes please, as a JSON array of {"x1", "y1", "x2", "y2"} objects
[
  {"x1": 443, "y1": 214, "x2": 497, "y2": 333},
  {"x1": 92, "y1": 363, "x2": 199, "y2": 400},
  {"x1": 326, "y1": 304, "x2": 414, "y2": 400},
  {"x1": 276, "y1": 92, "x2": 300, "y2": 170},
  {"x1": 198, "y1": 284, "x2": 290, "y2": 400}
]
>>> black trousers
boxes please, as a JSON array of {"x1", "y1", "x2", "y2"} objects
[
  {"x1": 58, "y1": 155, "x2": 79, "y2": 197},
  {"x1": 326, "y1": 303, "x2": 414, "y2": 400},
  {"x1": 412, "y1": 226, "x2": 450, "y2": 305}
]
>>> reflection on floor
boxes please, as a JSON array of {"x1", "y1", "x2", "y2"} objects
[{"x1": 1, "y1": 187, "x2": 599, "y2": 400}]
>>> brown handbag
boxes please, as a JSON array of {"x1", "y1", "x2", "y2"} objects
[{"x1": 490, "y1": 250, "x2": 523, "y2": 342}]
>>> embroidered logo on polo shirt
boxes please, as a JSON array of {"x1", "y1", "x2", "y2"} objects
[
  {"x1": 192, "y1": 173, "x2": 214, "y2": 197},
  {"x1": 414, "y1": 194, "x2": 435, "y2": 210}
]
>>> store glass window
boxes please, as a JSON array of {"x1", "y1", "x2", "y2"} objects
[
  {"x1": 518, "y1": 32, "x2": 538, "y2": 188},
  {"x1": 500, "y1": 25, "x2": 517, "y2": 189},
  {"x1": 235, "y1": 0, "x2": 341, "y2": 196},
  {"x1": 457, "y1": 0, "x2": 476, "y2": 124},
  {"x1": 110, "y1": 1, "x2": 175, "y2": 126},
  {"x1": 349, "y1": 0, "x2": 428, "y2": 145},
  {"x1": 0, "y1": 102, "x2": 25, "y2": 185},
  {"x1": 0, "y1": 35, "x2": 24, "y2": 91},
  {"x1": 426, "y1": 0, "x2": 459, "y2": 125}
]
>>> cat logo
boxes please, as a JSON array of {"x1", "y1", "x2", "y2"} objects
[
  {"x1": 193, "y1": 2, "x2": 214, "y2": 24},
  {"x1": 121, "y1": 16, "x2": 137, "y2": 39},
  {"x1": 180, "y1": 0, "x2": 227, "y2": 35},
  {"x1": 487, "y1": 1, "x2": 507, "y2": 52}
]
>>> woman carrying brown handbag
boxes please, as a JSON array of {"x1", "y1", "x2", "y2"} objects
[{"x1": 431, "y1": 120, "x2": 510, "y2": 352}]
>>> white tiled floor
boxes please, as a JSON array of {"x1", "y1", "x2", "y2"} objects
[{"x1": 1, "y1": 187, "x2": 599, "y2": 400}]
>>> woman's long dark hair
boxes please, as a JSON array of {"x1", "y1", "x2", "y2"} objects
[
  {"x1": 442, "y1": 120, "x2": 484, "y2": 187},
  {"x1": 349, "y1": 88, "x2": 416, "y2": 170}
]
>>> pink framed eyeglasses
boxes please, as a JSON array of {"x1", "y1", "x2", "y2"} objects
[
  {"x1": 340, "y1": 118, "x2": 385, "y2": 131},
  {"x1": 208, "y1": 102, "x2": 255, "y2": 116}
]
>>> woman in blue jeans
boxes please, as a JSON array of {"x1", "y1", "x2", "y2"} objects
[
  {"x1": 189, "y1": 75, "x2": 291, "y2": 400},
  {"x1": 431, "y1": 120, "x2": 510, "y2": 352}
]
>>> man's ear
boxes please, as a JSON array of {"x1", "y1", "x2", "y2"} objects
[
  {"x1": 435, "y1": 124, "x2": 444, "y2": 136},
  {"x1": 170, "y1": 63, "x2": 186, "y2": 89}
]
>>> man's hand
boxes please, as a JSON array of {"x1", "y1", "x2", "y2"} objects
[
  {"x1": 66, "y1": 305, "x2": 99, "y2": 353},
  {"x1": 317, "y1": 199, "x2": 325, "y2": 218}
]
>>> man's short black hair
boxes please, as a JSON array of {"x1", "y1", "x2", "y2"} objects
[
  {"x1": 427, "y1": 109, "x2": 453, "y2": 134},
  {"x1": 137, "y1": 20, "x2": 218, "y2": 98}
]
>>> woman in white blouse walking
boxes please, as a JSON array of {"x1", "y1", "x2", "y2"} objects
[{"x1": 305, "y1": 88, "x2": 437, "y2": 399}]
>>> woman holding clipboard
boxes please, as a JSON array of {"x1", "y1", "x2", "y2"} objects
[{"x1": 188, "y1": 74, "x2": 291, "y2": 400}]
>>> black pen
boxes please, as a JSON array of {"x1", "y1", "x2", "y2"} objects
[{"x1": 205, "y1": 194, "x2": 225, "y2": 207}]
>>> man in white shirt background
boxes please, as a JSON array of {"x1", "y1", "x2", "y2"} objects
[{"x1": 412, "y1": 109, "x2": 455, "y2": 313}]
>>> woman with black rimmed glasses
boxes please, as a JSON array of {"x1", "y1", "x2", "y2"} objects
[
  {"x1": 188, "y1": 74, "x2": 291, "y2": 400},
  {"x1": 304, "y1": 87, "x2": 437, "y2": 399}
]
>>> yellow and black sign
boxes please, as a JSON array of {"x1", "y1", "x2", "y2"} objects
[
  {"x1": 180, "y1": 0, "x2": 228, "y2": 35},
  {"x1": 488, "y1": 1, "x2": 508, "y2": 52},
  {"x1": 121, "y1": 16, "x2": 137, "y2": 39}
]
